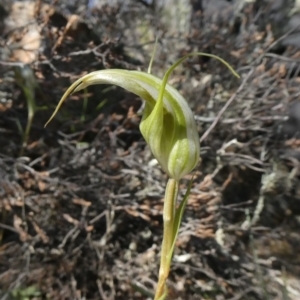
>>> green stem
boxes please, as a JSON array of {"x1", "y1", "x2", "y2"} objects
[
  {"x1": 154, "y1": 178, "x2": 179, "y2": 300},
  {"x1": 19, "y1": 87, "x2": 35, "y2": 156}
]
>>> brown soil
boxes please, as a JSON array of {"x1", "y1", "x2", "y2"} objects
[{"x1": 1, "y1": 1, "x2": 300, "y2": 299}]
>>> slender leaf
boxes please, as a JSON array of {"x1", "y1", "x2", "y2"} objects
[{"x1": 169, "y1": 177, "x2": 194, "y2": 261}]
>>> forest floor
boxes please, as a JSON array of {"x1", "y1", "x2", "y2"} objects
[{"x1": 1, "y1": 1, "x2": 300, "y2": 299}]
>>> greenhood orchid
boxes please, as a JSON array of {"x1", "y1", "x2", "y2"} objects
[
  {"x1": 45, "y1": 52, "x2": 238, "y2": 300},
  {"x1": 46, "y1": 69, "x2": 200, "y2": 180},
  {"x1": 46, "y1": 53, "x2": 237, "y2": 180}
]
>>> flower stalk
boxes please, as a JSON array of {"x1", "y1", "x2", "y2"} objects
[{"x1": 155, "y1": 178, "x2": 178, "y2": 300}]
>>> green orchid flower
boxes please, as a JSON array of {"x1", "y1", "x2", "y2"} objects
[
  {"x1": 46, "y1": 68, "x2": 200, "y2": 180},
  {"x1": 46, "y1": 53, "x2": 237, "y2": 180}
]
